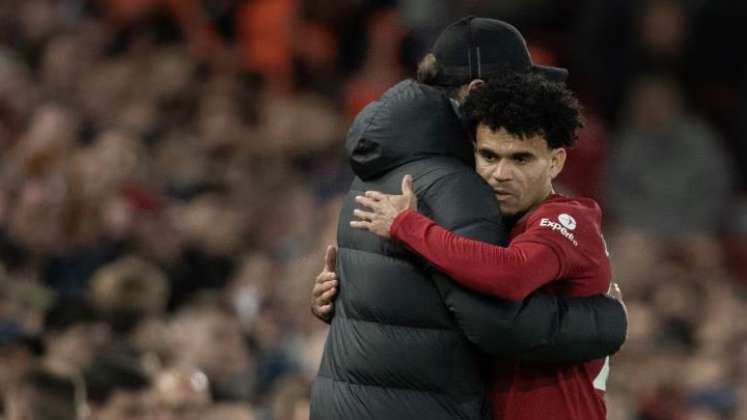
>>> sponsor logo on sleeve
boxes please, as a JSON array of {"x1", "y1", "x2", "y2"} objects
[
  {"x1": 558, "y1": 213, "x2": 576, "y2": 230},
  {"x1": 539, "y1": 213, "x2": 579, "y2": 246}
]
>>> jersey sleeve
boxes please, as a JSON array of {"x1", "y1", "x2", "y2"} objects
[
  {"x1": 390, "y1": 209, "x2": 563, "y2": 301},
  {"x1": 509, "y1": 202, "x2": 599, "y2": 280}
]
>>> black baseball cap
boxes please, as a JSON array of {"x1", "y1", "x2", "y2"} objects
[{"x1": 431, "y1": 16, "x2": 568, "y2": 86}]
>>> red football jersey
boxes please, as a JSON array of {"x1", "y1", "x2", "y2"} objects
[
  {"x1": 390, "y1": 193, "x2": 611, "y2": 420},
  {"x1": 491, "y1": 194, "x2": 610, "y2": 420}
]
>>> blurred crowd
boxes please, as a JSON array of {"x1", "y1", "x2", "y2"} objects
[{"x1": 0, "y1": 0, "x2": 744, "y2": 419}]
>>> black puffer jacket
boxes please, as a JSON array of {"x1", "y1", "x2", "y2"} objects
[{"x1": 310, "y1": 80, "x2": 626, "y2": 420}]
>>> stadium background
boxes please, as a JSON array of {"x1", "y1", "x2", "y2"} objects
[{"x1": 0, "y1": 0, "x2": 746, "y2": 419}]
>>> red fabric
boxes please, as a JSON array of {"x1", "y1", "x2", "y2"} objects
[
  {"x1": 390, "y1": 210, "x2": 562, "y2": 301},
  {"x1": 390, "y1": 194, "x2": 612, "y2": 420},
  {"x1": 555, "y1": 114, "x2": 609, "y2": 202},
  {"x1": 236, "y1": 0, "x2": 297, "y2": 92},
  {"x1": 165, "y1": 0, "x2": 228, "y2": 60}
]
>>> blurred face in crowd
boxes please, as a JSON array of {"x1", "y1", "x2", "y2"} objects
[
  {"x1": 229, "y1": 253, "x2": 274, "y2": 330},
  {"x1": 41, "y1": 34, "x2": 83, "y2": 94},
  {"x1": 171, "y1": 309, "x2": 250, "y2": 378},
  {"x1": 81, "y1": 130, "x2": 139, "y2": 196},
  {"x1": 152, "y1": 368, "x2": 210, "y2": 420},
  {"x1": 19, "y1": 0, "x2": 58, "y2": 41},
  {"x1": 639, "y1": 0, "x2": 688, "y2": 57},
  {"x1": 95, "y1": 390, "x2": 151, "y2": 420},
  {"x1": 474, "y1": 124, "x2": 566, "y2": 217},
  {"x1": 177, "y1": 196, "x2": 244, "y2": 256},
  {"x1": 17, "y1": 104, "x2": 77, "y2": 173},
  {"x1": 45, "y1": 322, "x2": 110, "y2": 374},
  {"x1": 0, "y1": 343, "x2": 34, "y2": 395},
  {"x1": 270, "y1": 376, "x2": 311, "y2": 420},
  {"x1": 627, "y1": 76, "x2": 683, "y2": 131}
]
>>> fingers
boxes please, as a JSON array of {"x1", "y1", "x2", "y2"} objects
[
  {"x1": 353, "y1": 209, "x2": 376, "y2": 221},
  {"x1": 316, "y1": 303, "x2": 333, "y2": 316},
  {"x1": 323, "y1": 245, "x2": 337, "y2": 272},
  {"x1": 401, "y1": 175, "x2": 413, "y2": 196},
  {"x1": 313, "y1": 274, "x2": 337, "y2": 298},
  {"x1": 354, "y1": 195, "x2": 380, "y2": 211},
  {"x1": 315, "y1": 271, "x2": 337, "y2": 286},
  {"x1": 319, "y1": 285, "x2": 337, "y2": 303},
  {"x1": 314, "y1": 278, "x2": 338, "y2": 314},
  {"x1": 364, "y1": 190, "x2": 388, "y2": 201},
  {"x1": 312, "y1": 269, "x2": 338, "y2": 322},
  {"x1": 350, "y1": 220, "x2": 371, "y2": 230}
]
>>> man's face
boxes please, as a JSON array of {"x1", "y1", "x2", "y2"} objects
[
  {"x1": 175, "y1": 311, "x2": 249, "y2": 377},
  {"x1": 474, "y1": 124, "x2": 565, "y2": 217},
  {"x1": 47, "y1": 322, "x2": 110, "y2": 372}
]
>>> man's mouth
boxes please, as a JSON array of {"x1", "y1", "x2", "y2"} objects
[{"x1": 493, "y1": 189, "x2": 513, "y2": 200}]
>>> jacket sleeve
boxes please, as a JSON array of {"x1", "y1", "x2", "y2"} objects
[{"x1": 422, "y1": 171, "x2": 627, "y2": 362}]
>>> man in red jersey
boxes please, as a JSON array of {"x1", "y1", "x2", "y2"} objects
[{"x1": 349, "y1": 71, "x2": 611, "y2": 420}]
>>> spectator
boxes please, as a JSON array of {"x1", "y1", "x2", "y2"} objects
[
  {"x1": 269, "y1": 375, "x2": 311, "y2": 420},
  {"x1": 167, "y1": 306, "x2": 253, "y2": 401},
  {"x1": 606, "y1": 74, "x2": 734, "y2": 239},
  {"x1": 0, "y1": 323, "x2": 42, "y2": 404},
  {"x1": 151, "y1": 366, "x2": 210, "y2": 420},
  {"x1": 83, "y1": 353, "x2": 152, "y2": 420},
  {"x1": 42, "y1": 300, "x2": 110, "y2": 376},
  {"x1": 4, "y1": 368, "x2": 80, "y2": 420},
  {"x1": 89, "y1": 255, "x2": 170, "y2": 334}
]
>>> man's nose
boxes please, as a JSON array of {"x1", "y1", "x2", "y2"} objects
[{"x1": 492, "y1": 161, "x2": 513, "y2": 182}]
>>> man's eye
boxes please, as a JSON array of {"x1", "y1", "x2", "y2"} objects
[{"x1": 481, "y1": 153, "x2": 496, "y2": 162}]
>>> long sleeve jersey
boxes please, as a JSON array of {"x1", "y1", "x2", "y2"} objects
[{"x1": 390, "y1": 193, "x2": 613, "y2": 420}]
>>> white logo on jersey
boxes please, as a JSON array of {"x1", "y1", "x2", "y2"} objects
[
  {"x1": 558, "y1": 213, "x2": 576, "y2": 230},
  {"x1": 539, "y1": 218, "x2": 578, "y2": 246}
]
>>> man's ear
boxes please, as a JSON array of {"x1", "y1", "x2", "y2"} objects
[
  {"x1": 550, "y1": 148, "x2": 567, "y2": 179},
  {"x1": 467, "y1": 79, "x2": 485, "y2": 93}
]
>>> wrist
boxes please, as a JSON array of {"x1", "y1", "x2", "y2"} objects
[{"x1": 390, "y1": 208, "x2": 417, "y2": 238}]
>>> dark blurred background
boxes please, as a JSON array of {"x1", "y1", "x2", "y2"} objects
[{"x1": 0, "y1": 1, "x2": 745, "y2": 419}]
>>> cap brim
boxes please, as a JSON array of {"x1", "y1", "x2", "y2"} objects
[{"x1": 532, "y1": 65, "x2": 569, "y2": 83}]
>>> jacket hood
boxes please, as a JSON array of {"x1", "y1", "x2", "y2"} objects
[{"x1": 345, "y1": 80, "x2": 474, "y2": 180}]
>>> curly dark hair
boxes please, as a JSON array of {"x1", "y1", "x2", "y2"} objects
[{"x1": 461, "y1": 72, "x2": 584, "y2": 149}]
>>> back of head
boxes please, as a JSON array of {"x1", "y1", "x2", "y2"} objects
[
  {"x1": 83, "y1": 352, "x2": 150, "y2": 406},
  {"x1": 461, "y1": 71, "x2": 583, "y2": 149},
  {"x1": 89, "y1": 256, "x2": 170, "y2": 333},
  {"x1": 418, "y1": 16, "x2": 568, "y2": 99},
  {"x1": 7, "y1": 368, "x2": 79, "y2": 420},
  {"x1": 345, "y1": 80, "x2": 471, "y2": 180}
]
